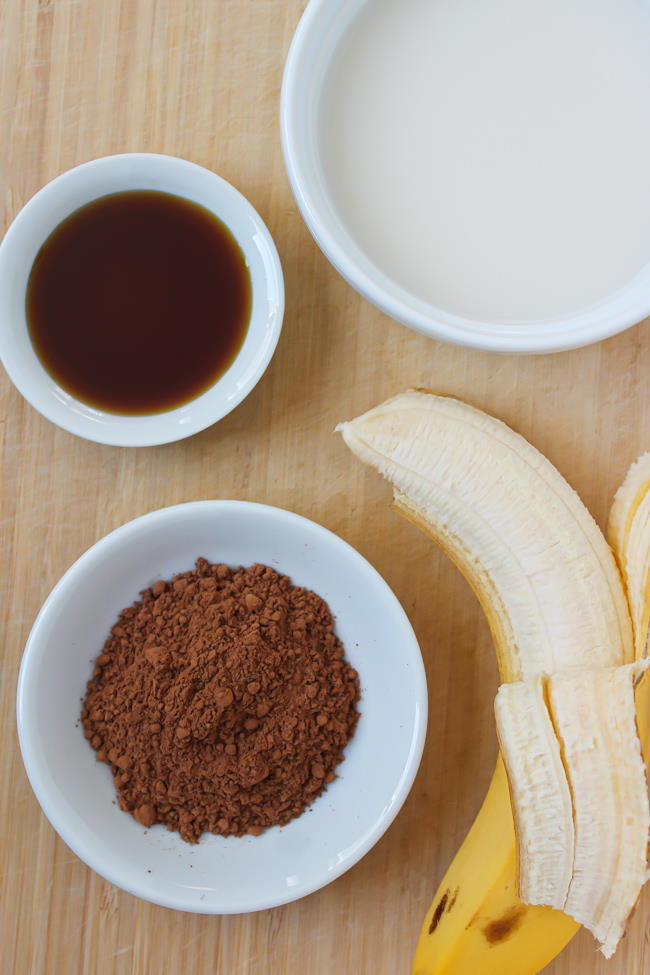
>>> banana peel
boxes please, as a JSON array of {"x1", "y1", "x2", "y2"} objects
[{"x1": 412, "y1": 757, "x2": 578, "y2": 975}]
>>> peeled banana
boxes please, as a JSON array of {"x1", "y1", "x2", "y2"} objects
[
  {"x1": 609, "y1": 451, "x2": 650, "y2": 659},
  {"x1": 609, "y1": 452, "x2": 650, "y2": 769},
  {"x1": 608, "y1": 448, "x2": 650, "y2": 958},
  {"x1": 338, "y1": 390, "x2": 637, "y2": 973}
]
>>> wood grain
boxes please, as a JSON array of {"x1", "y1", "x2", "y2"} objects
[{"x1": 1, "y1": 1, "x2": 649, "y2": 973}]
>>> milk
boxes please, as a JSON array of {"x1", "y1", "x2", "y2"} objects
[{"x1": 319, "y1": 0, "x2": 650, "y2": 322}]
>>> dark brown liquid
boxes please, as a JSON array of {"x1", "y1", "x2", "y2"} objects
[{"x1": 26, "y1": 190, "x2": 252, "y2": 415}]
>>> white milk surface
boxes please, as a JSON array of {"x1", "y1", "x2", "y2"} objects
[{"x1": 319, "y1": 0, "x2": 650, "y2": 322}]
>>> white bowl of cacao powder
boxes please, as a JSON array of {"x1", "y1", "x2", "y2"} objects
[{"x1": 17, "y1": 500, "x2": 427, "y2": 913}]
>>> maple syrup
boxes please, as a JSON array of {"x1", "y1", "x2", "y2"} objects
[{"x1": 27, "y1": 190, "x2": 251, "y2": 415}]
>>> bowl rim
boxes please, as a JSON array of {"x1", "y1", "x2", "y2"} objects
[
  {"x1": 0, "y1": 153, "x2": 284, "y2": 446},
  {"x1": 280, "y1": 0, "x2": 650, "y2": 354},
  {"x1": 16, "y1": 499, "x2": 428, "y2": 913}
]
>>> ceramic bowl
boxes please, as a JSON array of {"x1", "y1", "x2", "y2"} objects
[
  {"x1": 17, "y1": 500, "x2": 427, "y2": 913},
  {"x1": 0, "y1": 154, "x2": 284, "y2": 445},
  {"x1": 281, "y1": 0, "x2": 650, "y2": 353}
]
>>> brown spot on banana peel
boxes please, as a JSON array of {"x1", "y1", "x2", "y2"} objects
[
  {"x1": 428, "y1": 891, "x2": 449, "y2": 934},
  {"x1": 482, "y1": 906, "x2": 528, "y2": 944},
  {"x1": 426, "y1": 885, "x2": 461, "y2": 936},
  {"x1": 447, "y1": 887, "x2": 459, "y2": 912}
]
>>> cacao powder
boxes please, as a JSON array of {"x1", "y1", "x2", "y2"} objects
[{"x1": 81, "y1": 559, "x2": 360, "y2": 842}]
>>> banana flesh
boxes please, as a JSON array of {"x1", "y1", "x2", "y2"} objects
[
  {"x1": 605, "y1": 454, "x2": 650, "y2": 955},
  {"x1": 338, "y1": 390, "x2": 634, "y2": 974},
  {"x1": 547, "y1": 663, "x2": 650, "y2": 958},
  {"x1": 496, "y1": 665, "x2": 650, "y2": 957},
  {"x1": 338, "y1": 390, "x2": 632, "y2": 680},
  {"x1": 609, "y1": 451, "x2": 650, "y2": 659},
  {"x1": 495, "y1": 678, "x2": 574, "y2": 910},
  {"x1": 609, "y1": 452, "x2": 650, "y2": 772}
]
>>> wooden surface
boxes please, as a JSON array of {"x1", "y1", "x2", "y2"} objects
[{"x1": 1, "y1": 2, "x2": 649, "y2": 973}]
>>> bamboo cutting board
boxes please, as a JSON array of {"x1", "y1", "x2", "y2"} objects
[{"x1": 1, "y1": 2, "x2": 649, "y2": 972}]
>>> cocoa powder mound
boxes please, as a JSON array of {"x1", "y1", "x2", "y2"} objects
[{"x1": 81, "y1": 559, "x2": 360, "y2": 842}]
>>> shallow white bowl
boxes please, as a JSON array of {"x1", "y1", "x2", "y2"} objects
[
  {"x1": 0, "y1": 154, "x2": 284, "y2": 445},
  {"x1": 281, "y1": 0, "x2": 650, "y2": 354},
  {"x1": 17, "y1": 501, "x2": 427, "y2": 913}
]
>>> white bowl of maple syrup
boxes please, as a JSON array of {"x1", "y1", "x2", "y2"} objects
[{"x1": 0, "y1": 154, "x2": 284, "y2": 445}]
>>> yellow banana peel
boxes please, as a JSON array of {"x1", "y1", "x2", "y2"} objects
[{"x1": 412, "y1": 757, "x2": 578, "y2": 975}]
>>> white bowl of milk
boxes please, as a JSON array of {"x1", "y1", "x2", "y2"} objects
[{"x1": 281, "y1": 0, "x2": 650, "y2": 353}]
